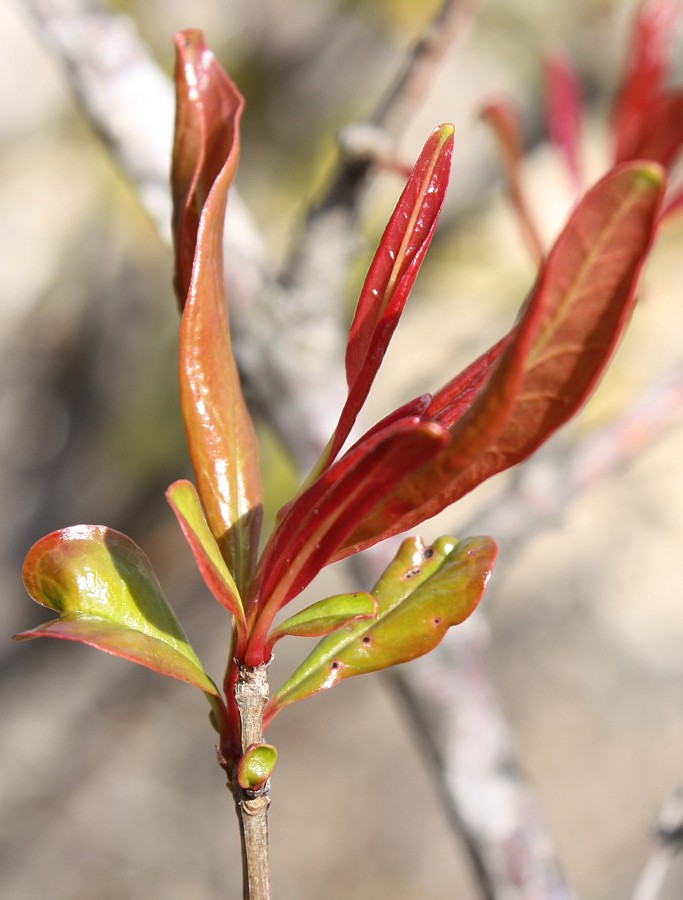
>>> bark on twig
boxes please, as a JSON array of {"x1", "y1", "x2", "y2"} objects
[
  {"x1": 233, "y1": 664, "x2": 271, "y2": 900},
  {"x1": 631, "y1": 786, "x2": 683, "y2": 900}
]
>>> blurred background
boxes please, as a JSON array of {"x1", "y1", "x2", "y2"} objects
[{"x1": 2, "y1": 0, "x2": 683, "y2": 897}]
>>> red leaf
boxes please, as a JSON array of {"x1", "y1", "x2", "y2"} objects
[
  {"x1": 244, "y1": 419, "x2": 447, "y2": 665},
  {"x1": 544, "y1": 52, "x2": 583, "y2": 193},
  {"x1": 172, "y1": 31, "x2": 263, "y2": 593},
  {"x1": 480, "y1": 98, "x2": 545, "y2": 263},
  {"x1": 613, "y1": 0, "x2": 678, "y2": 163},
  {"x1": 336, "y1": 162, "x2": 665, "y2": 555},
  {"x1": 631, "y1": 92, "x2": 683, "y2": 168},
  {"x1": 319, "y1": 125, "x2": 454, "y2": 469}
]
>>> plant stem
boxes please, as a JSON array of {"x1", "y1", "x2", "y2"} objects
[{"x1": 233, "y1": 663, "x2": 271, "y2": 900}]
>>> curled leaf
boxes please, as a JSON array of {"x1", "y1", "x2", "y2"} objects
[
  {"x1": 265, "y1": 535, "x2": 496, "y2": 724},
  {"x1": 17, "y1": 526, "x2": 218, "y2": 696},
  {"x1": 173, "y1": 30, "x2": 263, "y2": 593}
]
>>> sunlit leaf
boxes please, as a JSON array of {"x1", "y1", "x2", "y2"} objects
[
  {"x1": 245, "y1": 419, "x2": 447, "y2": 665},
  {"x1": 16, "y1": 526, "x2": 218, "y2": 696},
  {"x1": 266, "y1": 592, "x2": 377, "y2": 654},
  {"x1": 172, "y1": 30, "x2": 263, "y2": 593},
  {"x1": 265, "y1": 535, "x2": 496, "y2": 724},
  {"x1": 316, "y1": 124, "x2": 454, "y2": 472},
  {"x1": 166, "y1": 480, "x2": 245, "y2": 626},
  {"x1": 336, "y1": 162, "x2": 665, "y2": 555},
  {"x1": 237, "y1": 744, "x2": 277, "y2": 790}
]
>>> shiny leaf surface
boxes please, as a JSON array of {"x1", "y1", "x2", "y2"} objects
[
  {"x1": 17, "y1": 526, "x2": 218, "y2": 695},
  {"x1": 265, "y1": 535, "x2": 496, "y2": 723},
  {"x1": 337, "y1": 162, "x2": 665, "y2": 554},
  {"x1": 166, "y1": 479, "x2": 245, "y2": 625},
  {"x1": 320, "y1": 125, "x2": 454, "y2": 469},
  {"x1": 173, "y1": 30, "x2": 263, "y2": 593}
]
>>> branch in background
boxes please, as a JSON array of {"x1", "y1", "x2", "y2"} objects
[{"x1": 631, "y1": 785, "x2": 683, "y2": 900}]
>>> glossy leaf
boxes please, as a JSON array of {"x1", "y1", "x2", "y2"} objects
[
  {"x1": 544, "y1": 53, "x2": 583, "y2": 192},
  {"x1": 481, "y1": 99, "x2": 544, "y2": 263},
  {"x1": 319, "y1": 125, "x2": 454, "y2": 470},
  {"x1": 337, "y1": 162, "x2": 665, "y2": 555},
  {"x1": 166, "y1": 480, "x2": 245, "y2": 626},
  {"x1": 266, "y1": 592, "x2": 377, "y2": 655},
  {"x1": 173, "y1": 30, "x2": 263, "y2": 594},
  {"x1": 613, "y1": 0, "x2": 678, "y2": 163},
  {"x1": 265, "y1": 535, "x2": 496, "y2": 724},
  {"x1": 237, "y1": 744, "x2": 277, "y2": 790},
  {"x1": 245, "y1": 418, "x2": 447, "y2": 665},
  {"x1": 16, "y1": 526, "x2": 218, "y2": 695}
]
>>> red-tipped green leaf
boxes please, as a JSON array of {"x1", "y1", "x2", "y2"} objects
[
  {"x1": 237, "y1": 743, "x2": 277, "y2": 790},
  {"x1": 244, "y1": 419, "x2": 447, "y2": 665},
  {"x1": 319, "y1": 125, "x2": 453, "y2": 469},
  {"x1": 166, "y1": 479, "x2": 245, "y2": 625},
  {"x1": 173, "y1": 30, "x2": 263, "y2": 593},
  {"x1": 337, "y1": 162, "x2": 665, "y2": 554},
  {"x1": 16, "y1": 526, "x2": 218, "y2": 695},
  {"x1": 481, "y1": 98, "x2": 545, "y2": 263},
  {"x1": 613, "y1": 0, "x2": 678, "y2": 163},
  {"x1": 265, "y1": 535, "x2": 496, "y2": 724},
  {"x1": 266, "y1": 592, "x2": 377, "y2": 654},
  {"x1": 544, "y1": 53, "x2": 583, "y2": 192}
]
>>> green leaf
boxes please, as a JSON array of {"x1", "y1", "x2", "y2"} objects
[
  {"x1": 16, "y1": 525, "x2": 218, "y2": 696},
  {"x1": 265, "y1": 535, "x2": 496, "y2": 723},
  {"x1": 173, "y1": 30, "x2": 263, "y2": 594},
  {"x1": 266, "y1": 592, "x2": 377, "y2": 653},
  {"x1": 237, "y1": 743, "x2": 278, "y2": 790},
  {"x1": 166, "y1": 479, "x2": 245, "y2": 626}
]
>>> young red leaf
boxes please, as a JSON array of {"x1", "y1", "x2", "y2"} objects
[
  {"x1": 480, "y1": 98, "x2": 545, "y2": 263},
  {"x1": 166, "y1": 480, "x2": 245, "y2": 627},
  {"x1": 172, "y1": 30, "x2": 263, "y2": 594},
  {"x1": 245, "y1": 419, "x2": 447, "y2": 665},
  {"x1": 319, "y1": 124, "x2": 454, "y2": 470},
  {"x1": 16, "y1": 526, "x2": 218, "y2": 696},
  {"x1": 544, "y1": 52, "x2": 583, "y2": 193},
  {"x1": 264, "y1": 535, "x2": 496, "y2": 726},
  {"x1": 336, "y1": 161, "x2": 666, "y2": 555},
  {"x1": 612, "y1": 0, "x2": 678, "y2": 164}
]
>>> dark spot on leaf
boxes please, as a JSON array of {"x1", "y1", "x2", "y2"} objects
[
  {"x1": 403, "y1": 567, "x2": 421, "y2": 579},
  {"x1": 433, "y1": 618, "x2": 441, "y2": 626},
  {"x1": 361, "y1": 636, "x2": 371, "y2": 645},
  {"x1": 330, "y1": 661, "x2": 340, "y2": 670},
  {"x1": 423, "y1": 548, "x2": 434, "y2": 559}
]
